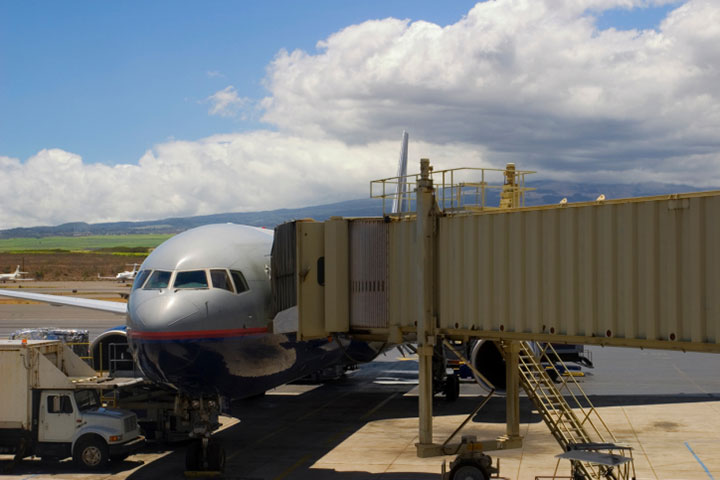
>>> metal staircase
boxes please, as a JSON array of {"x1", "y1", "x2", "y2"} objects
[{"x1": 515, "y1": 341, "x2": 636, "y2": 479}]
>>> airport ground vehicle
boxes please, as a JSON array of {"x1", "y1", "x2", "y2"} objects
[{"x1": 0, "y1": 340, "x2": 144, "y2": 469}]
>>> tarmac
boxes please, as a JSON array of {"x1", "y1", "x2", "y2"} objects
[{"x1": 0, "y1": 281, "x2": 719, "y2": 479}]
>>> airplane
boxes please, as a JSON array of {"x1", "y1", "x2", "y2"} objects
[
  {"x1": 97, "y1": 263, "x2": 140, "y2": 282},
  {"x1": 0, "y1": 265, "x2": 33, "y2": 283},
  {"x1": 0, "y1": 223, "x2": 394, "y2": 471},
  {"x1": 0, "y1": 134, "x2": 439, "y2": 472}
]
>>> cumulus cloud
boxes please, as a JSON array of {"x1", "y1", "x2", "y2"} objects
[
  {"x1": 261, "y1": 0, "x2": 720, "y2": 182},
  {"x1": 0, "y1": 135, "x2": 482, "y2": 228},
  {"x1": 206, "y1": 86, "x2": 250, "y2": 117}
]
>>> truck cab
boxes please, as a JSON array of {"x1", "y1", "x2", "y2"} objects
[{"x1": 35, "y1": 389, "x2": 143, "y2": 468}]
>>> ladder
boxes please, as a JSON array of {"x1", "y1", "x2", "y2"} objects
[{"x1": 515, "y1": 341, "x2": 636, "y2": 479}]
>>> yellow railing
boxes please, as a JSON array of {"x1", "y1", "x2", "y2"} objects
[{"x1": 371, "y1": 165, "x2": 535, "y2": 216}]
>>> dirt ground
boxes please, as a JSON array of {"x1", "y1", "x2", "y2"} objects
[{"x1": 0, "y1": 253, "x2": 147, "y2": 281}]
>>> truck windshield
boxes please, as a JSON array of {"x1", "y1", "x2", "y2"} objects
[{"x1": 74, "y1": 390, "x2": 100, "y2": 411}]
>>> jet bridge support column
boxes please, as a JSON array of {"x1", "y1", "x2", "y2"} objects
[
  {"x1": 505, "y1": 341, "x2": 521, "y2": 440},
  {"x1": 416, "y1": 158, "x2": 436, "y2": 449}
]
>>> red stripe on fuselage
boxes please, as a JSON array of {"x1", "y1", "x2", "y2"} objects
[{"x1": 129, "y1": 327, "x2": 268, "y2": 340}]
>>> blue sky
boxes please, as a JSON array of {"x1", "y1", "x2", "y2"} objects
[
  {"x1": 1, "y1": 0, "x2": 678, "y2": 166},
  {"x1": 1, "y1": 0, "x2": 718, "y2": 228},
  {"x1": 1, "y1": 1, "x2": 480, "y2": 165}
]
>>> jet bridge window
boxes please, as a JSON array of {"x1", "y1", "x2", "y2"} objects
[
  {"x1": 230, "y1": 270, "x2": 249, "y2": 294},
  {"x1": 144, "y1": 270, "x2": 171, "y2": 289},
  {"x1": 210, "y1": 269, "x2": 234, "y2": 292},
  {"x1": 132, "y1": 270, "x2": 152, "y2": 291},
  {"x1": 174, "y1": 270, "x2": 209, "y2": 289}
]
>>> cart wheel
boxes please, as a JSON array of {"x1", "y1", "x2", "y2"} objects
[{"x1": 450, "y1": 461, "x2": 488, "y2": 480}]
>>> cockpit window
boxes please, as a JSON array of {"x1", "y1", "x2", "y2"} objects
[
  {"x1": 144, "y1": 270, "x2": 172, "y2": 289},
  {"x1": 132, "y1": 270, "x2": 152, "y2": 291},
  {"x1": 174, "y1": 270, "x2": 209, "y2": 289},
  {"x1": 230, "y1": 270, "x2": 249, "y2": 294},
  {"x1": 210, "y1": 269, "x2": 233, "y2": 292}
]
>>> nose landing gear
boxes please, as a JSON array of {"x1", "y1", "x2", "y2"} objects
[
  {"x1": 179, "y1": 394, "x2": 225, "y2": 474},
  {"x1": 185, "y1": 437, "x2": 225, "y2": 472}
]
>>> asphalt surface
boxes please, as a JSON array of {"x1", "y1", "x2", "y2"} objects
[{"x1": 1, "y1": 282, "x2": 719, "y2": 479}]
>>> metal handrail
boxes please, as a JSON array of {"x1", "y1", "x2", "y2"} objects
[
  {"x1": 371, "y1": 166, "x2": 536, "y2": 216},
  {"x1": 517, "y1": 341, "x2": 635, "y2": 479},
  {"x1": 538, "y1": 343, "x2": 616, "y2": 443}
]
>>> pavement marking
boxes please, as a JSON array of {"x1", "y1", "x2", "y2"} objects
[
  {"x1": 621, "y1": 406, "x2": 659, "y2": 480},
  {"x1": 685, "y1": 442, "x2": 715, "y2": 480},
  {"x1": 272, "y1": 453, "x2": 313, "y2": 480},
  {"x1": 672, "y1": 364, "x2": 720, "y2": 415},
  {"x1": 360, "y1": 392, "x2": 399, "y2": 420}
]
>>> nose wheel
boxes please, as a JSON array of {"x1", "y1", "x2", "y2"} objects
[
  {"x1": 185, "y1": 438, "x2": 225, "y2": 473},
  {"x1": 181, "y1": 394, "x2": 225, "y2": 474}
]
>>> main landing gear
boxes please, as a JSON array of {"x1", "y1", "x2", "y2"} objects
[
  {"x1": 432, "y1": 344, "x2": 460, "y2": 401},
  {"x1": 179, "y1": 395, "x2": 225, "y2": 473}
]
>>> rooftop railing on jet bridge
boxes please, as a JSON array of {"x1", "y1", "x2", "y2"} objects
[{"x1": 370, "y1": 164, "x2": 536, "y2": 216}]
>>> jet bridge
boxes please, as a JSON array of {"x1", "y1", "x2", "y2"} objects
[{"x1": 270, "y1": 160, "x2": 720, "y2": 478}]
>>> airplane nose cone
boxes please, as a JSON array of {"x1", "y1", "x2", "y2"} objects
[{"x1": 128, "y1": 291, "x2": 204, "y2": 331}]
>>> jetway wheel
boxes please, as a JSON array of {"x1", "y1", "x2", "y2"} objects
[{"x1": 449, "y1": 461, "x2": 488, "y2": 480}]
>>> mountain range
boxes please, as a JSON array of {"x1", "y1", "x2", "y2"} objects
[{"x1": 0, "y1": 180, "x2": 712, "y2": 239}]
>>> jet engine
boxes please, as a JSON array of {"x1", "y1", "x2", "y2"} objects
[
  {"x1": 469, "y1": 340, "x2": 507, "y2": 392},
  {"x1": 90, "y1": 327, "x2": 135, "y2": 373}
]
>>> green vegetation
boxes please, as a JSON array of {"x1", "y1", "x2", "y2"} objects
[{"x1": 0, "y1": 234, "x2": 173, "y2": 253}]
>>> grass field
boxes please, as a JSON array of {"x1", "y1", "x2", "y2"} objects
[{"x1": 0, "y1": 234, "x2": 173, "y2": 253}]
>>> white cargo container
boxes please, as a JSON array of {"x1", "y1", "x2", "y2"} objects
[{"x1": 0, "y1": 340, "x2": 144, "y2": 469}]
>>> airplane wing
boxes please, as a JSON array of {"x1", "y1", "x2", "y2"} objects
[{"x1": 0, "y1": 289, "x2": 127, "y2": 315}]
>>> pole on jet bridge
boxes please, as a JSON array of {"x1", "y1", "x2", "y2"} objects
[{"x1": 416, "y1": 158, "x2": 436, "y2": 449}]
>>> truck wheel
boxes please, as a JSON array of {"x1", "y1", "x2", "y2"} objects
[{"x1": 74, "y1": 436, "x2": 109, "y2": 470}]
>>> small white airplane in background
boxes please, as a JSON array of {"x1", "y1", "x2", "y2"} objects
[
  {"x1": 97, "y1": 263, "x2": 140, "y2": 282},
  {"x1": 0, "y1": 265, "x2": 33, "y2": 283}
]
